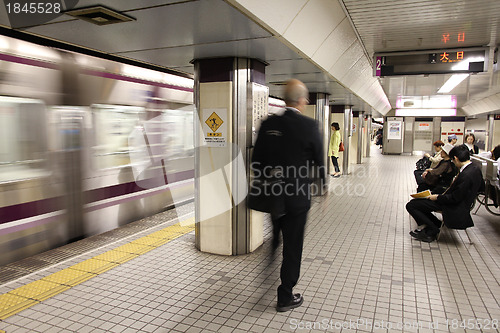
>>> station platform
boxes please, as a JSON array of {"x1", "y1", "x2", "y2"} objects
[{"x1": 0, "y1": 151, "x2": 499, "y2": 333}]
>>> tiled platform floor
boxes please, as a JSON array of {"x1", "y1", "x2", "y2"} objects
[{"x1": 0, "y1": 149, "x2": 499, "y2": 332}]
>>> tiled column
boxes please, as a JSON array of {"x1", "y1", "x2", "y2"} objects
[{"x1": 192, "y1": 57, "x2": 267, "y2": 255}]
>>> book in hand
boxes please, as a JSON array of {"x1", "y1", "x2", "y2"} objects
[{"x1": 410, "y1": 190, "x2": 431, "y2": 198}]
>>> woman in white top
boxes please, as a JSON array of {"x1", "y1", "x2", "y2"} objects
[
  {"x1": 424, "y1": 140, "x2": 444, "y2": 169},
  {"x1": 464, "y1": 133, "x2": 479, "y2": 155}
]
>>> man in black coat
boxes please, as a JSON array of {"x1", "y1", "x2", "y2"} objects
[
  {"x1": 252, "y1": 79, "x2": 325, "y2": 312},
  {"x1": 406, "y1": 144, "x2": 483, "y2": 243}
]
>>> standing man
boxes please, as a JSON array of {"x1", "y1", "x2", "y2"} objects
[
  {"x1": 252, "y1": 79, "x2": 325, "y2": 312},
  {"x1": 406, "y1": 144, "x2": 483, "y2": 243}
]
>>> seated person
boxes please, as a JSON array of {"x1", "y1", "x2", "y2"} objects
[
  {"x1": 414, "y1": 140, "x2": 444, "y2": 185},
  {"x1": 406, "y1": 145, "x2": 483, "y2": 243},
  {"x1": 416, "y1": 143, "x2": 457, "y2": 194},
  {"x1": 425, "y1": 140, "x2": 444, "y2": 168},
  {"x1": 464, "y1": 133, "x2": 479, "y2": 154},
  {"x1": 478, "y1": 144, "x2": 500, "y2": 206},
  {"x1": 478, "y1": 144, "x2": 500, "y2": 178},
  {"x1": 448, "y1": 134, "x2": 458, "y2": 146}
]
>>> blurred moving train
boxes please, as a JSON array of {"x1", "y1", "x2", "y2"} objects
[
  {"x1": 0, "y1": 36, "x2": 197, "y2": 266},
  {"x1": 0, "y1": 35, "x2": 287, "y2": 266}
]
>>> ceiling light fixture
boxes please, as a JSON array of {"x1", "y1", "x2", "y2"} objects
[{"x1": 65, "y1": 5, "x2": 135, "y2": 26}]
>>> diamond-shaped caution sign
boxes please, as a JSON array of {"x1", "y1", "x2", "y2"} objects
[{"x1": 205, "y1": 112, "x2": 223, "y2": 132}]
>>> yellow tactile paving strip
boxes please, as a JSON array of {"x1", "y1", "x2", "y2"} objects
[{"x1": 0, "y1": 221, "x2": 194, "y2": 321}]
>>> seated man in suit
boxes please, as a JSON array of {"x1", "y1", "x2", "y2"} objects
[{"x1": 406, "y1": 144, "x2": 483, "y2": 243}]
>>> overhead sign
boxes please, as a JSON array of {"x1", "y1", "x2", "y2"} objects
[{"x1": 374, "y1": 47, "x2": 488, "y2": 77}]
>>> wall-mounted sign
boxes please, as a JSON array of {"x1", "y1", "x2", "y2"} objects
[
  {"x1": 203, "y1": 108, "x2": 227, "y2": 147},
  {"x1": 387, "y1": 120, "x2": 402, "y2": 140},
  {"x1": 374, "y1": 47, "x2": 487, "y2": 77}
]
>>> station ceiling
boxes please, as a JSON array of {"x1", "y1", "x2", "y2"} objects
[{"x1": 0, "y1": 0, "x2": 499, "y2": 117}]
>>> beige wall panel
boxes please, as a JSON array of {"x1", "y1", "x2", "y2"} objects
[
  {"x1": 303, "y1": 105, "x2": 315, "y2": 119},
  {"x1": 226, "y1": 0, "x2": 308, "y2": 36},
  {"x1": 312, "y1": 18, "x2": 356, "y2": 71},
  {"x1": 282, "y1": 0, "x2": 346, "y2": 56}
]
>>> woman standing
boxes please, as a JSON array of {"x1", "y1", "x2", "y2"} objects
[{"x1": 328, "y1": 122, "x2": 342, "y2": 177}]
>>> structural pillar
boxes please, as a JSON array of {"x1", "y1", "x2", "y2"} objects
[
  {"x1": 193, "y1": 57, "x2": 267, "y2": 255},
  {"x1": 488, "y1": 114, "x2": 494, "y2": 151},
  {"x1": 310, "y1": 93, "x2": 329, "y2": 194},
  {"x1": 365, "y1": 114, "x2": 372, "y2": 157},
  {"x1": 343, "y1": 105, "x2": 352, "y2": 175},
  {"x1": 357, "y1": 112, "x2": 364, "y2": 164}
]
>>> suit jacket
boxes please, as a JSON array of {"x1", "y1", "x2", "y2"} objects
[
  {"x1": 252, "y1": 108, "x2": 325, "y2": 212},
  {"x1": 437, "y1": 163, "x2": 483, "y2": 229}
]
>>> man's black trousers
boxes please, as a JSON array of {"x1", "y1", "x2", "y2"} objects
[
  {"x1": 273, "y1": 209, "x2": 308, "y2": 303},
  {"x1": 406, "y1": 199, "x2": 443, "y2": 236}
]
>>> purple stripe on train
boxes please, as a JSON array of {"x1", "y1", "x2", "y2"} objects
[{"x1": 0, "y1": 170, "x2": 194, "y2": 225}]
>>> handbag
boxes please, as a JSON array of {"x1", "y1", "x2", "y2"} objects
[
  {"x1": 247, "y1": 178, "x2": 285, "y2": 219},
  {"x1": 415, "y1": 156, "x2": 431, "y2": 171},
  {"x1": 339, "y1": 141, "x2": 344, "y2": 152}
]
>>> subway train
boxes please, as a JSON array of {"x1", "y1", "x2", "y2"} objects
[{"x1": 0, "y1": 36, "x2": 197, "y2": 266}]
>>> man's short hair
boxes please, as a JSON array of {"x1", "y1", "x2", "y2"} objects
[{"x1": 449, "y1": 144, "x2": 470, "y2": 162}]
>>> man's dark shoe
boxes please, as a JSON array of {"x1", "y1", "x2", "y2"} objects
[
  {"x1": 409, "y1": 229, "x2": 423, "y2": 238},
  {"x1": 276, "y1": 294, "x2": 303, "y2": 312},
  {"x1": 416, "y1": 231, "x2": 437, "y2": 243}
]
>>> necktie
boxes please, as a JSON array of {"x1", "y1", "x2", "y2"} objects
[{"x1": 442, "y1": 172, "x2": 460, "y2": 194}]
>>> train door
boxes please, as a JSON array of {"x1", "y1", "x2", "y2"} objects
[{"x1": 53, "y1": 107, "x2": 87, "y2": 242}]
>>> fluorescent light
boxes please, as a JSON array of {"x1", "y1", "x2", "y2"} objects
[
  {"x1": 437, "y1": 74, "x2": 469, "y2": 93},
  {"x1": 397, "y1": 95, "x2": 457, "y2": 108},
  {"x1": 395, "y1": 108, "x2": 457, "y2": 117}
]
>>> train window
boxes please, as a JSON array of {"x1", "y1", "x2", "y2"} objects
[
  {"x1": 162, "y1": 109, "x2": 194, "y2": 158},
  {"x1": 91, "y1": 104, "x2": 145, "y2": 169},
  {"x1": 0, "y1": 96, "x2": 48, "y2": 182},
  {"x1": 91, "y1": 105, "x2": 194, "y2": 170}
]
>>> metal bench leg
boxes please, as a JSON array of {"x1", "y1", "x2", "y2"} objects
[
  {"x1": 473, "y1": 200, "x2": 481, "y2": 214},
  {"x1": 465, "y1": 229, "x2": 473, "y2": 244},
  {"x1": 437, "y1": 220, "x2": 445, "y2": 240}
]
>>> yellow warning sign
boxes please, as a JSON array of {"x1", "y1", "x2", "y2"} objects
[{"x1": 205, "y1": 112, "x2": 223, "y2": 132}]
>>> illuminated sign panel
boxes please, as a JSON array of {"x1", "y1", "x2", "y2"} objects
[{"x1": 374, "y1": 47, "x2": 487, "y2": 77}]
